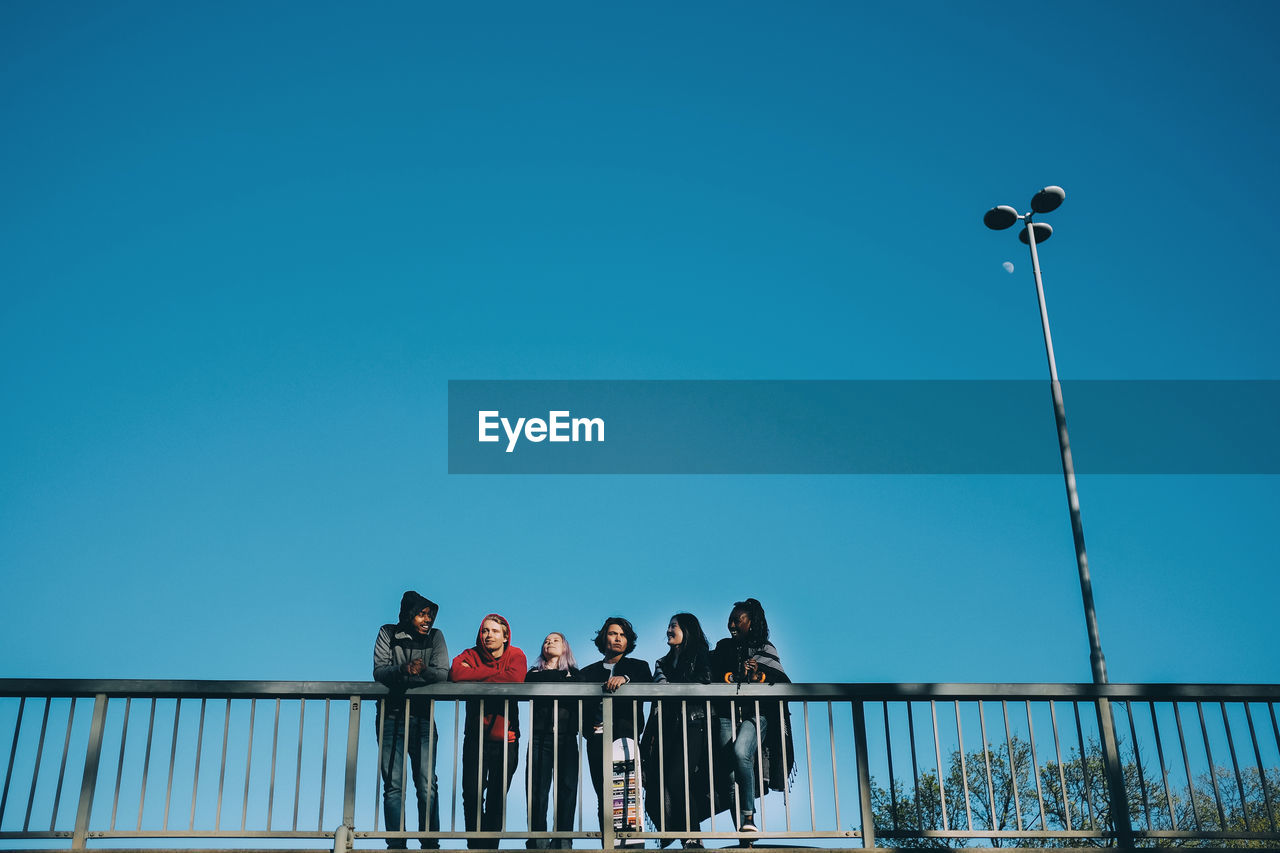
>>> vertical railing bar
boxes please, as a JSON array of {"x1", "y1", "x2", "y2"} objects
[
  {"x1": 778, "y1": 699, "x2": 791, "y2": 832},
  {"x1": 292, "y1": 699, "x2": 306, "y2": 831},
  {"x1": 473, "y1": 701, "x2": 484, "y2": 836},
  {"x1": 23, "y1": 697, "x2": 52, "y2": 832},
  {"x1": 635, "y1": 696, "x2": 644, "y2": 838},
  {"x1": 401, "y1": 697, "x2": 410, "y2": 832},
  {"x1": 753, "y1": 700, "x2": 764, "y2": 832},
  {"x1": 955, "y1": 701, "x2": 973, "y2": 831},
  {"x1": 579, "y1": 700, "x2": 586, "y2": 835},
  {"x1": 929, "y1": 700, "x2": 947, "y2": 832},
  {"x1": 1244, "y1": 703, "x2": 1276, "y2": 833},
  {"x1": 1075, "y1": 701, "x2": 1099, "y2": 830},
  {"x1": 827, "y1": 701, "x2": 840, "y2": 829},
  {"x1": 883, "y1": 702, "x2": 898, "y2": 833},
  {"x1": 1172, "y1": 701, "x2": 1198, "y2": 824},
  {"x1": 1196, "y1": 701, "x2": 1226, "y2": 830},
  {"x1": 72, "y1": 695, "x2": 109, "y2": 849},
  {"x1": 374, "y1": 700, "x2": 386, "y2": 830},
  {"x1": 341, "y1": 697, "x2": 360, "y2": 834},
  {"x1": 527, "y1": 700, "x2": 535, "y2": 839},
  {"x1": 501, "y1": 698, "x2": 511, "y2": 831},
  {"x1": 1220, "y1": 701, "x2": 1249, "y2": 831},
  {"x1": 216, "y1": 699, "x2": 230, "y2": 832},
  {"x1": 0, "y1": 695, "x2": 25, "y2": 825},
  {"x1": 1150, "y1": 702, "x2": 1176, "y2": 830},
  {"x1": 1048, "y1": 701, "x2": 1070, "y2": 831},
  {"x1": 851, "y1": 701, "x2": 875, "y2": 849},
  {"x1": 1122, "y1": 703, "x2": 1148, "y2": 831},
  {"x1": 162, "y1": 698, "x2": 181, "y2": 830},
  {"x1": 241, "y1": 698, "x2": 256, "y2": 831},
  {"x1": 189, "y1": 697, "x2": 206, "y2": 831},
  {"x1": 551, "y1": 698, "x2": 560, "y2": 838},
  {"x1": 425, "y1": 699, "x2": 436, "y2": 845},
  {"x1": 656, "y1": 698, "x2": 665, "y2": 833},
  {"x1": 318, "y1": 699, "x2": 331, "y2": 832},
  {"x1": 266, "y1": 697, "x2": 280, "y2": 831},
  {"x1": 1024, "y1": 700, "x2": 1047, "y2": 829},
  {"x1": 110, "y1": 697, "x2": 131, "y2": 830},
  {"x1": 802, "y1": 702, "x2": 815, "y2": 831},
  {"x1": 601, "y1": 694, "x2": 614, "y2": 851},
  {"x1": 908, "y1": 702, "x2": 923, "y2": 830},
  {"x1": 703, "y1": 698, "x2": 715, "y2": 834},
  {"x1": 450, "y1": 700, "x2": 460, "y2": 833},
  {"x1": 978, "y1": 702, "x2": 997, "y2": 833},
  {"x1": 1001, "y1": 701, "x2": 1023, "y2": 832},
  {"x1": 50, "y1": 696, "x2": 78, "y2": 830},
  {"x1": 138, "y1": 698, "x2": 156, "y2": 831},
  {"x1": 679, "y1": 699, "x2": 691, "y2": 833},
  {"x1": 730, "y1": 702, "x2": 741, "y2": 825}
]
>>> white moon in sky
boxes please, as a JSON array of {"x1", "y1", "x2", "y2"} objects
[{"x1": 1002, "y1": 261, "x2": 1015, "y2": 273}]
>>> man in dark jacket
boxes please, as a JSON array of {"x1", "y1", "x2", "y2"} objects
[
  {"x1": 373, "y1": 591, "x2": 450, "y2": 849},
  {"x1": 580, "y1": 617, "x2": 652, "y2": 842}
]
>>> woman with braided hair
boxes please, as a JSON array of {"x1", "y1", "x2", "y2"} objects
[{"x1": 708, "y1": 598, "x2": 793, "y2": 835}]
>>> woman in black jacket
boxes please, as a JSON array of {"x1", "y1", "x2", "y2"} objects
[
  {"x1": 642, "y1": 613, "x2": 712, "y2": 847},
  {"x1": 525, "y1": 632, "x2": 581, "y2": 849},
  {"x1": 708, "y1": 598, "x2": 793, "y2": 834}
]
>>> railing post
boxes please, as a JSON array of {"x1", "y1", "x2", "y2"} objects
[
  {"x1": 72, "y1": 694, "x2": 108, "y2": 850},
  {"x1": 339, "y1": 696, "x2": 361, "y2": 847},
  {"x1": 1095, "y1": 697, "x2": 1134, "y2": 848},
  {"x1": 601, "y1": 695, "x2": 614, "y2": 850},
  {"x1": 851, "y1": 701, "x2": 876, "y2": 849}
]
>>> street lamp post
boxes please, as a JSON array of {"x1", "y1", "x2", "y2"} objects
[
  {"x1": 984, "y1": 187, "x2": 1109, "y2": 686},
  {"x1": 985, "y1": 188, "x2": 1132, "y2": 847}
]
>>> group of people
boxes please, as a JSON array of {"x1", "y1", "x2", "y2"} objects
[{"x1": 372, "y1": 594, "x2": 793, "y2": 850}]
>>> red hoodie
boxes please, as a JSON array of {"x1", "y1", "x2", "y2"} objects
[{"x1": 449, "y1": 613, "x2": 527, "y2": 741}]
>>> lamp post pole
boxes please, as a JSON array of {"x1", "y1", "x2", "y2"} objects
[
  {"x1": 986, "y1": 189, "x2": 1132, "y2": 847},
  {"x1": 985, "y1": 187, "x2": 1108, "y2": 686}
]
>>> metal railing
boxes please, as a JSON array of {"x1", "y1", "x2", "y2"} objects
[{"x1": 1, "y1": 680, "x2": 1278, "y2": 850}]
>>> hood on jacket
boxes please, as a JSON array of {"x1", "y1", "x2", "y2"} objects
[
  {"x1": 474, "y1": 613, "x2": 511, "y2": 650},
  {"x1": 398, "y1": 590, "x2": 439, "y2": 629}
]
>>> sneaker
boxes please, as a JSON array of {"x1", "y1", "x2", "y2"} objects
[
  {"x1": 681, "y1": 839, "x2": 704, "y2": 848},
  {"x1": 738, "y1": 814, "x2": 757, "y2": 832}
]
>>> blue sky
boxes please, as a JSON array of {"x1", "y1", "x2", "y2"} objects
[{"x1": 2, "y1": 2, "x2": 1278, "y2": 687}]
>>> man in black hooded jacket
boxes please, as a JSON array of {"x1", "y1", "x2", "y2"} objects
[{"x1": 374, "y1": 591, "x2": 450, "y2": 848}]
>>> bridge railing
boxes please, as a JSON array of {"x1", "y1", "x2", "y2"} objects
[{"x1": 1, "y1": 680, "x2": 1278, "y2": 850}]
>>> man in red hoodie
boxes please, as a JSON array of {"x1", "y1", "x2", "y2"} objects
[{"x1": 449, "y1": 614, "x2": 528, "y2": 849}]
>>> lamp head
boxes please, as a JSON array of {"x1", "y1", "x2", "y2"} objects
[
  {"x1": 1030, "y1": 186, "x2": 1065, "y2": 214},
  {"x1": 983, "y1": 205, "x2": 1019, "y2": 230},
  {"x1": 1018, "y1": 221, "x2": 1054, "y2": 245}
]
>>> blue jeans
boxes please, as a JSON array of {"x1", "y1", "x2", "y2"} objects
[
  {"x1": 378, "y1": 711, "x2": 440, "y2": 849},
  {"x1": 716, "y1": 714, "x2": 768, "y2": 821}
]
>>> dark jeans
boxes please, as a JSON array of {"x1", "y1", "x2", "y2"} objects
[
  {"x1": 527, "y1": 732, "x2": 579, "y2": 848},
  {"x1": 461, "y1": 734, "x2": 520, "y2": 849},
  {"x1": 378, "y1": 712, "x2": 440, "y2": 849}
]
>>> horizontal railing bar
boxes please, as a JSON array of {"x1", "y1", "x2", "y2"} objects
[{"x1": 3, "y1": 679, "x2": 1279, "y2": 701}]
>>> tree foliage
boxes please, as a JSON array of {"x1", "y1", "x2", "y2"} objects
[{"x1": 870, "y1": 736, "x2": 1280, "y2": 848}]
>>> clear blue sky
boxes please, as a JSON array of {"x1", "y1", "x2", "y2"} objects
[{"x1": 2, "y1": 1, "x2": 1277, "y2": 686}]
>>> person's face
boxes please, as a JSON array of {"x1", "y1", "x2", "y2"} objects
[
  {"x1": 412, "y1": 608, "x2": 434, "y2": 634},
  {"x1": 543, "y1": 633, "x2": 564, "y2": 659},
  {"x1": 480, "y1": 619, "x2": 506, "y2": 652},
  {"x1": 728, "y1": 608, "x2": 750, "y2": 638},
  {"x1": 666, "y1": 618, "x2": 683, "y2": 647},
  {"x1": 604, "y1": 623, "x2": 628, "y2": 656}
]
